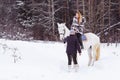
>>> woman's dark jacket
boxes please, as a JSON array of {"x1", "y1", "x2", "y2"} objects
[{"x1": 64, "y1": 35, "x2": 81, "y2": 54}]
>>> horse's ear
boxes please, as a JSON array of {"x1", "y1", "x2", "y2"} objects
[{"x1": 57, "y1": 23, "x2": 60, "y2": 26}]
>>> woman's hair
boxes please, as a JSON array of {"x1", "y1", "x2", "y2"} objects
[{"x1": 76, "y1": 10, "x2": 82, "y2": 24}]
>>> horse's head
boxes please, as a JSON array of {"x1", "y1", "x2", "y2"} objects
[{"x1": 57, "y1": 23, "x2": 66, "y2": 40}]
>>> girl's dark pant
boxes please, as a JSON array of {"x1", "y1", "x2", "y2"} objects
[
  {"x1": 67, "y1": 53, "x2": 77, "y2": 65},
  {"x1": 76, "y1": 33, "x2": 83, "y2": 48}
]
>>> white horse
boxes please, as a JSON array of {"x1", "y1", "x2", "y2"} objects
[{"x1": 57, "y1": 23, "x2": 100, "y2": 66}]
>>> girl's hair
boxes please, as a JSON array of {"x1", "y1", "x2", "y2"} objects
[{"x1": 76, "y1": 10, "x2": 82, "y2": 24}]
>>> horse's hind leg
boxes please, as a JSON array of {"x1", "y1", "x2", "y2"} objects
[
  {"x1": 91, "y1": 56, "x2": 95, "y2": 66},
  {"x1": 88, "y1": 46, "x2": 92, "y2": 66},
  {"x1": 96, "y1": 44, "x2": 100, "y2": 61}
]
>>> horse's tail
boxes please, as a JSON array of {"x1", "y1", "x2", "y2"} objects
[{"x1": 96, "y1": 44, "x2": 100, "y2": 61}]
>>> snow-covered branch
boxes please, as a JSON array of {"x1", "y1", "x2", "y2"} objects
[
  {"x1": 28, "y1": 2, "x2": 51, "y2": 7},
  {"x1": 97, "y1": 22, "x2": 120, "y2": 36},
  {"x1": 54, "y1": 7, "x2": 66, "y2": 15},
  {"x1": 0, "y1": 43, "x2": 21, "y2": 63}
]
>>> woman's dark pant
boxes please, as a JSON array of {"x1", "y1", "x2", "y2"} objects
[{"x1": 67, "y1": 53, "x2": 78, "y2": 65}]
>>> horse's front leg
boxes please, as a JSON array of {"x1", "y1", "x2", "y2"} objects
[
  {"x1": 91, "y1": 48, "x2": 96, "y2": 66},
  {"x1": 88, "y1": 47, "x2": 92, "y2": 66},
  {"x1": 88, "y1": 54, "x2": 92, "y2": 66}
]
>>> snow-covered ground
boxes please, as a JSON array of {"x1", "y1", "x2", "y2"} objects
[{"x1": 0, "y1": 39, "x2": 120, "y2": 80}]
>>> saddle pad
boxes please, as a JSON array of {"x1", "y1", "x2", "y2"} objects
[{"x1": 81, "y1": 34, "x2": 87, "y2": 41}]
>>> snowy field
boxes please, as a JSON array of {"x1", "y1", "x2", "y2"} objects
[{"x1": 0, "y1": 39, "x2": 120, "y2": 80}]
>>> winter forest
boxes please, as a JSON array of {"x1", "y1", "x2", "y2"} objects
[
  {"x1": 0, "y1": 0, "x2": 120, "y2": 80},
  {"x1": 0, "y1": 0, "x2": 120, "y2": 43}
]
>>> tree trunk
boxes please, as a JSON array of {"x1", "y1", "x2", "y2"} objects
[{"x1": 51, "y1": 0, "x2": 55, "y2": 35}]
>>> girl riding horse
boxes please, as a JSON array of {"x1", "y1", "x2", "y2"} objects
[{"x1": 71, "y1": 11, "x2": 86, "y2": 49}]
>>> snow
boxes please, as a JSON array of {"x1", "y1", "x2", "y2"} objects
[
  {"x1": 0, "y1": 39, "x2": 120, "y2": 80},
  {"x1": 16, "y1": 1, "x2": 24, "y2": 6}
]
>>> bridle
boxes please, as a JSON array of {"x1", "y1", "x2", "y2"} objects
[{"x1": 59, "y1": 27, "x2": 66, "y2": 39}]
